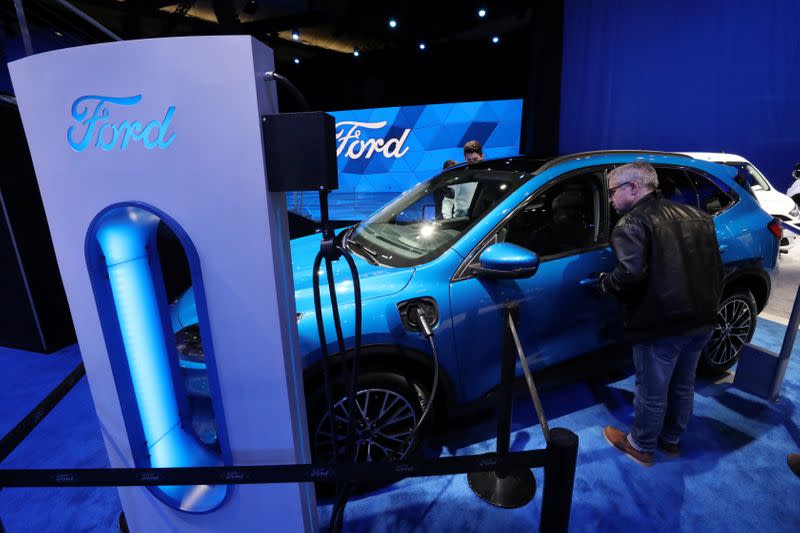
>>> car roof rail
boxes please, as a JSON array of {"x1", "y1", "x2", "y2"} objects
[
  {"x1": 533, "y1": 150, "x2": 694, "y2": 175},
  {"x1": 457, "y1": 156, "x2": 553, "y2": 175}
]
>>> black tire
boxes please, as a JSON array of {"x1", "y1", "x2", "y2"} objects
[
  {"x1": 306, "y1": 371, "x2": 430, "y2": 466},
  {"x1": 698, "y1": 289, "x2": 757, "y2": 375}
]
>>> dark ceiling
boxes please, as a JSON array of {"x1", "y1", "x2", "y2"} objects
[
  {"x1": 5, "y1": 1, "x2": 556, "y2": 116},
  {"x1": 51, "y1": 1, "x2": 532, "y2": 61}
]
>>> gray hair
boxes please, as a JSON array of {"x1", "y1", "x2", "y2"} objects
[{"x1": 608, "y1": 161, "x2": 659, "y2": 191}]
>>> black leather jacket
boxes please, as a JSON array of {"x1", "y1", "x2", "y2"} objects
[{"x1": 600, "y1": 191, "x2": 723, "y2": 340}]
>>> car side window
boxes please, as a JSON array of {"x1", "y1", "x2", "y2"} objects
[
  {"x1": 655, "y1": 167, "x2": 699, "y2": 208},
  {"x1": 500, "y1": 172, "x2": 602, "y2": 258},
  {"x1": 686, "y1": 170, "x2": 735, "y2": 215}
]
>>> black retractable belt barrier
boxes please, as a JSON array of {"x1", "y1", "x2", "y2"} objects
[
  {"x1": 0, "y1": 362, "x2": 85, "y2": 463},
  {"x1": 1, "y1": 271, "x2": 578, "y2": 532},
  {"x1": 0, "y1": 449, "x2": 546, "y2": 488},
  {"x1": 0, "y1": 361, "x2": 85, "y2": 533},
  {"x1": 0, "y1": 425, "x2": 577, "y2": 533},
  {"x1": 0, "y1": 359, "x2": 578, "y2": 532}
]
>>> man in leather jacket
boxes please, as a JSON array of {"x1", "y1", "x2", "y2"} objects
[{"x1": 600, "y1": 161, "x2": 723, "y2": 466}]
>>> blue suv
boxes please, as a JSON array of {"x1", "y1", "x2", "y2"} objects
[{"x1": 171, "y1": 151, "x2": 780, "y2": 462}]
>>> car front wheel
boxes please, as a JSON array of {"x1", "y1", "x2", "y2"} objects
[
  {"x1": 308, "y1": 372, "x2": 429, "y2": 465},
  {"x1": 698, "y1": 289, "x2": 757, "y2": 374}
]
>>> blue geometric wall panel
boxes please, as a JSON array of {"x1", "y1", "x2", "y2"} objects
[{"x1": 329, "y1": 99, "x2": 523, "y2": 193}]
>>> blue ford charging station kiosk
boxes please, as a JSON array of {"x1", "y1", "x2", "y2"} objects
[{"x1": 10, "y1": 36, "x2": 317, "y2": 531}]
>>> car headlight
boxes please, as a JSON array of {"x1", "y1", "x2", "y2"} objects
[{"x1": 791, "y1": 205, "x2": 799, "y2": 219}]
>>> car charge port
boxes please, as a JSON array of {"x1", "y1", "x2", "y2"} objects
[{"x1": 398, "y1": 298, "x2": 439, "y2": 333}]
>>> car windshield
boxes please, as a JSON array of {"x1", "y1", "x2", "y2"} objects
[
  {"x1": 726, "y1": 162, "x2": 771, "y2": 191},
  {"x1": 348, "y1": 169, "x2": 527, "y2": 267}
]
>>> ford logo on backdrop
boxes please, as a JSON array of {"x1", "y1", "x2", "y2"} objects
[
  {"x1": 336, "y1": 121, "x2": 411, "y2": 160},
  {"x1": 67, "y1": 95, "x2": 176, "y2": 152}
]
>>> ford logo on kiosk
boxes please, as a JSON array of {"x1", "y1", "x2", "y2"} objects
[{"x1": 67, "y1": 94, "x2": 176, "y2": 152}]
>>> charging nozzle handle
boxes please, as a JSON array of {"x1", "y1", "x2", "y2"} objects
[
  {"x1": 416, "y1": 307, "x2": 434, "y2": 339},
  {"x1": 318, "y1": 188, "x2": 341, "y2": 262}
]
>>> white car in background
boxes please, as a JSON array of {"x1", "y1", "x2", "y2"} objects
[
  {"x1": 786, "y1": 163, "x2": 800, "y2": 205},
  {"x1": 681, "y1": 152, "x2": 799, "y2": 252}
]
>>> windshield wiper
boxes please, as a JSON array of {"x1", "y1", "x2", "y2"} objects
[
  {"x1": 375, "y1": 234, "x2": 423, "y2": 254},
  {"x1": 347, "y1": 237, "x2": 380, "y2": 265}
]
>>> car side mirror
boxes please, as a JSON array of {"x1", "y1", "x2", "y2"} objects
[{"x1": 471, "y1": 242, "x2": 540, "y2": 279}]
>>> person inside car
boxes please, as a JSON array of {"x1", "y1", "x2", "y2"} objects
[
  {"x1": 447, "y1": 141, "x2": 484, "y2": 217},
  {"x1": 437, "y1": 159, "x2": 459, "y2": 219}
]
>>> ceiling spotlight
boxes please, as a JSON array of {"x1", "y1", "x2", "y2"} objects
[
  {"x1": 478, "y1": 8, "x2": 487, "y2": 17},
  {"x1": 388, "y1": 18, "x2": 398, "y2": 29},
  {"x1": 491, "y1": 35, "x2": 500, "y2": 44},
  {"x1": 242, "y1": 0, "x2": 258, "y2": 15},
  {"x1": 419, "y1": 42, "x2": 426, "y2": 50},
  {"x1": 291, "y1": 29, "x2": 300, "y2": 40},
  {"x1": 293, "y1": 58, "x2": 300, "y2": 64},
  {"x1": 353, "y1": 48, "x2": 361, "y2": 57}
]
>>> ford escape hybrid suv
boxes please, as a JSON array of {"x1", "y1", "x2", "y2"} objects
[{"x1": 171, "y1": 151, "x2": 780, "y2": 462}]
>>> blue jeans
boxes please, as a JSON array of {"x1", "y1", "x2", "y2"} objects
[{"x1": 628, "y1": 329, "x2": 714, "y2": 453}]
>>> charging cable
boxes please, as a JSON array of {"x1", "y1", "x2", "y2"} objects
[
  {"x1": 263, "y1": 71, "x2": 363, "y2": 533},
  {"x1": 263, "y1": 71, "x2": 310, "y2": 110},
  {"x1": 263, "y1": 72, "x2": 440, "y2": 531},
  {"x1": 390, "y1": 307, "x2": 439, "y2": 460},
  {"x1": 312, "y1": 204, "x2": 363, "y2": 533},
  {"x1": 330, "y1": 308, "x2": 440, "y2": 533}
]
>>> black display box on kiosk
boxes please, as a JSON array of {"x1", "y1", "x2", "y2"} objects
[{"x1": 262, "y1": 112, "x2": 338, "y2": 192}]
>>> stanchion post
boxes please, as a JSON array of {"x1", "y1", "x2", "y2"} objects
[
  {"x1": 467, "y1": 304, "x2": 536, "y2": 508},
  {"x1": 540, "y1": 427, "x2": 578, "y2": 533},
  {"x1": 769, "y1": 284, "x2": 800, "y2": 400},
  {"x1": 495, "y1": 304, "x2": 519, "y2": 462}
]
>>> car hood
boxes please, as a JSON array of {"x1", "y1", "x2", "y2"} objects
[
  {"x1": 754, "y1": 188, "x2": 799, "y2": 220},
  {"x1": 290, "y1": 233, "x2": 415, "y2": 314}
]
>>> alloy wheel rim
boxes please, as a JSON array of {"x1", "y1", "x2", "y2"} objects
[
  {"x1": 315, "y1": 388, "x2": 418, "y2": 463},
  {"x1": 704, "y1": 298, "x2": 753, "y2": 366}
]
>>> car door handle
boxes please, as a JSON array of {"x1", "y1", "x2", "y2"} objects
[
  {"x1": 579, "y1": 277, "x2": 600, "y2": 288},
  {"x1": 718, "y1": 244, "x2": 729, "y2": 254}
]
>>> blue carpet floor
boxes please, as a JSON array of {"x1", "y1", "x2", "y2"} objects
[{"x1": 1, "y1": 318, "x2": 799, "y2": 532}]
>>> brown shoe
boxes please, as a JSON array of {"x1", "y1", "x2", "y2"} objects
[
  {"x1": 658, "y1": 437, "x2": 680, "y2": 457},
  {"x1": 604, "y1": 426, "x2": 653, "y2": 467},
  {"x1": 789, "y1": 454, "x2": 800, "y2": 477}
]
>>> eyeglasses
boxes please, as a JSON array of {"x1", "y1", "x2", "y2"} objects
[{"x1": 608, "y1": 180, "x2": 636, "y2": 198}]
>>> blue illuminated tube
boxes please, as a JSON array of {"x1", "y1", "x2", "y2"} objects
[{"x1": 94, "y1": 206, "x2": 226, "y2": 512}]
